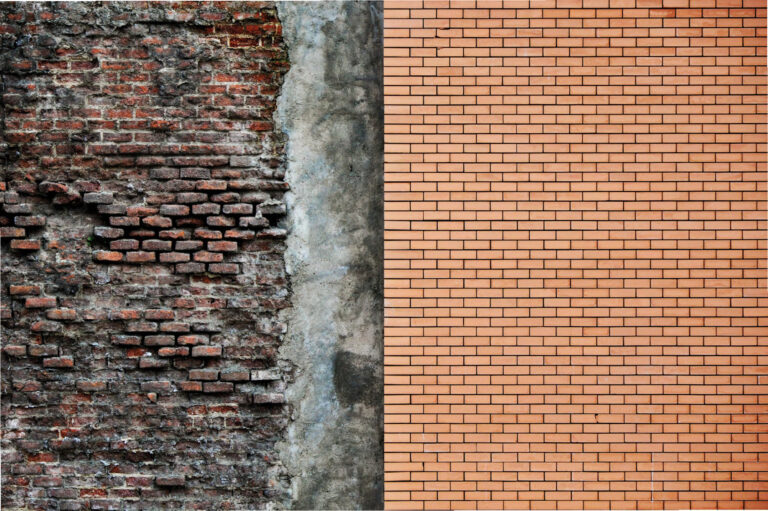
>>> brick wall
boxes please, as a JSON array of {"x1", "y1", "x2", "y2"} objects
[
  {"x1": 383, "y1": 1, "x2": 767, "y2": 509},
  {"x1": 1, "y1": 2, "x2": 291, "y2": 508}
]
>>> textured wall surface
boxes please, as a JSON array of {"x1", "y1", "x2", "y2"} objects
[
  {"x1": 383, "y1": 0, "x2": 767, "y2": 509},
  {"x1": 276, "y1": 2, "x2": 384, "y2": 509},
  {"x1": 1, "y1": 2, "x2": 292, "y2": 508}
]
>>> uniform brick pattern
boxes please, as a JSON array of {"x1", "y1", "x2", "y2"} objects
[
  {"x1": 1, "y1": 2, "x2": 290, "y2": 508},
  {"x1": 383, "y1": 1, "x2": 767, "y2": 509}
]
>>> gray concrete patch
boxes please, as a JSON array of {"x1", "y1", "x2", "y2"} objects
[{"x1": 275, "y1": 2, "x2": 383, "y2": 509}]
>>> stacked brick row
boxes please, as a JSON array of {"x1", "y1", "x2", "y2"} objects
[
  {"x1": 1, "y1": 2, "x2": 292, "y2": 509},
  {"x1": 0, "y1": 182, "x2": 47, "y2": 251},
  {"x1": 383, "y1": 0, "x2": 767, "y2": 509}
]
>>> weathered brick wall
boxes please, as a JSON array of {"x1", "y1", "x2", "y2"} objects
[
  {"x1": 383, "y1": 0, "x2": 767, "y2": 509},
  {"x1": 1, "y1": 2, "x2": 291, "y2": 508}
]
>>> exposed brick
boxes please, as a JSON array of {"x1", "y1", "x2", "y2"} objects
[
  {"x1": 157, "y1": 347, "x2": 189, "y2": 357},
  {"x1": 189, "y1": 369, "x2": 219, "y2": 381},
  {"x1": 191, "y1": 203, "x2": 221, "y2": 215},
  {"x1": 8, "y1": 285, "x2": 40, "y2": 296},
  {"x1": 25, "y1": 297, "x2": 57, "y2": 308},
  {"x1": 191, "y1": 346, "x2": 222, "y2": 358},
  {"x1": 10, "y1": 239, "x2": 41, "y2": 251},
  {"x1": 158, "y1": 205, "x2": 189, "y2": 216},
  {"x1": 125, "y1": 251, "x2": 156, "y2": 263},
  {"x1": 110, "y1": 239, "x2": 139, "y2": 251},
  {"x1": 94, "y1": 250, "x2": 124, "y2": 262},
  {"x1": 28, "y1": 345, "x2": 59, "y2": 357},
  {"x1": 141, "y1": 239, "x2": 172, "y2": 251},
  {"x1": 3, "y1": 346, "x2": 29, "y2": 360},
  {"x1": 0, "y1": 2, "x2": 291, "y2": 509},
  {"x1": 43, "y1": 356, "x2": 74, "y2": 369},
  {"x1": 14, "y1": 215, "x2": 46, "y2": 227},
  {"x1": 220, "y1": 370, "x2": 249, "y2": 382},
  {"x1": 207, "y1": 241, "x2": 237, "y2": 252},
  {"x1": 143, "y1": 335, "x2": 175, "y2": 347},
  {"x1": 111, "y1": 335, "x2": 142, "y2": 346},
  {"x1": 159, "y1": 252, "x2": 190, "y2": 263},
  {"x1": 155, "y1": 476, "x2": 185, "y2": 487},
  {"x1": 46, "y1": 308, "x2": 77, "y2": 321},
  {"x1": 203, "y1": 382, "x2": 233, "y2": 393},
  {"x1": 177, "y1": 335, "x2": 208, "y2": 346},
  {"x1": 208, "y1": 263, "x2": 239, "y2": 274},
  {"x1": 94, "y1": 226, "x2": 124, "y2": 239}
]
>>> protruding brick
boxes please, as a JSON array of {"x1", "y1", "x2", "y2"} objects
[
  {"x1": 46, "y1": 308, "x2": 77, "y2": 321},
  {"x1": 139, "y1": 357, "x2": 169, "y2": 369},
  {"x1": 193, "y1": 251, "x2": 223, "y2": 263},
  {"x1": 43, "y1": 356, "x2": 74, "y2": 369},
  {"x1": 155, "y1": 476, "x2": 185, "y2": 487},
  {"x1": 77, "y1": 381, "x2": 107, "y2": 392},
  {"x1": 144, "y1": 309, "x2": 174, "y2": 321},
  {"x1": 94, "y1": 250, "x2": 124, "y2": 262},
  {"x1": 83, "y1": 192, "x2": 114, "y2": 204},
  {"x1": 221, "y1": 370, "x2": 249, "y2": 382},
  {"x1": 203, "y1": 382, "x2": 233, "y2": 393},
  {"x1": 251, "y1": 393, "x2": 285, "y2": 404},
  {"x1": 176, "y1": 262, "x2": 205, "y2": 273},
  {"x1": 25, "y1": 297, "x2": 57, "y2": 308},
  {"x1": 110, "y1": 239, "x2": 139, "y2": 251},
  {"x1": 142, "y1": 239, "x2": 172, "y2": 251},
  {"x1": 94, "y1": 227, "x2": 123, "y2": 239},
  {"x1": 29, "y1": 345, "x2": 58, "y2": 357},
  {"x1": 125, "y1": 251, "x2": 155, "y2": 263},
  {"x1": 0, "y1": 227, "x2": 26, "y2": 238},
  {"x1": 179, "y1": 381, "x2": 202, "y2": 392},
  {"x1": 177, "y1": 334, "x2": 208, "y2": 346},
  {"x1": 9, "y1": 285, "x2": 40, "y2": 296},
  {"x1": 143, "y1": 216, "x2": 172, "y2": 229},
  {"x1": 189, "y1": 369, "x2": 219, "y2": 380},
  {"x1": 191, "y1": 346, "x2": 222, "y2": 358},
  {"x1": 157, "y1": 347, "x2": 189, "y2": 357},
  {"x1": 193, "y1": 228, "x2": 223, "y2": 240},
  {"x1": 251, "y1": 368, "x2": 281, "y2": 381},
  {"x1": 3, "y1": 345, "x2": 27, "y2": 357},
  {"x1": 159, "y1": 204, "x2": 189, "y2": 216},
  {"x1": 175, "y1": 240, "x2": 203, "y2": 251},
  {"x1": 207, "y1": 240, "x2": 237, "y2": 252},
  {"x1": 14, "y1": 215, "x2": 46, "y2": 227},
  {"x1": 208, "y1": 263, "x2": 238, "y2": 274},
  {"x1": 159, "y1": 252, "x2": 190, "y2": 263},
  {"x1": 143, "y1": 335, "x2": 175, "y2": 346},
  {"x1": 191, "y1": 203, "x2": 220, "y2": 215},
  {"x1": 10, "y1": 239, "x2": 41, "y2": 251}
]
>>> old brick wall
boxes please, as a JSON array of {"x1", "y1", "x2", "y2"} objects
[
  {"x1": 383, "y1": 0, "x2": 767, "y2": 509},
  {"x1": 1, "y1": 2, "x2": 292, "y2": 508}
]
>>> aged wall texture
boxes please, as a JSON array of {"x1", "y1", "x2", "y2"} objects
[
  {"x1": 0, "y1": 2, "x2": 293, "y2": 509},
  {"x1": 276, "y1": 1, "x2": 384, "y2": 509},
  {"x1": 383, "y1": 0, "x2": 767, "y2": 510}
]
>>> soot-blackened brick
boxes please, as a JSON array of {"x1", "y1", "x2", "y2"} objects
[{"x1": 1, "y1": 2, "x2": 292, "y2": 509}]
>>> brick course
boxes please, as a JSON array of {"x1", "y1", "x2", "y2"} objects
[
  {"x1": 1, "y1": 2, "x2": 291, "y2": 508},
  {"x1": 383, "y1": 0, "x2": 767, "y2": 509}
]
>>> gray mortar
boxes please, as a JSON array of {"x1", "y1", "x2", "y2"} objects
[{"x1": 275, "y1": 2, "x2": 383, "y2": 510}]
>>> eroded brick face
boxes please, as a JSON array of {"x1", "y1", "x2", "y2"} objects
[
  {"x1": 1, "y1": 2, "x2": 291, "y2": 508},
  {"x1": 383, "y1": 1, "x2": 767, "y2": 509}
]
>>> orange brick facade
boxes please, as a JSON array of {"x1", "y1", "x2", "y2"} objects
[{"x1": 382, "y1": 1, "x2": 767, "y2": 509}]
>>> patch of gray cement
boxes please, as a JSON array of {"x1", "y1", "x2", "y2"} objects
[{"x1": 275, "y1": 2, "x2": 383, "y2": 509}]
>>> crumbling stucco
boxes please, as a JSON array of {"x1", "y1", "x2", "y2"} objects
[{"x1": 276, "y1": 2, "x2": 383, "y2": 509}]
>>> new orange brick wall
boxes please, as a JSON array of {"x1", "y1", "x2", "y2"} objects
[{"x1": 382, "y1": 1, "x2": 767, "y2": 509}]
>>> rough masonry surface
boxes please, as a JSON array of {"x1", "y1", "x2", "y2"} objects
[{"x1": 1, "y1": 2, "x2": 292, "y2": 508}]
